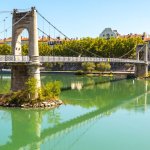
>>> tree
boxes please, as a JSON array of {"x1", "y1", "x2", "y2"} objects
[
  {"x1": 22, "y1": 44, "x2": 28, "y2": 55},
  {"x1": 39, "y1": 43, "x2": 52, "y2": 56},
  {"x1": 96, "y1": 62, "x2": 111, "y2": 71},
  {"x1": 82, "y1": 62, "x2": 95, "y2": 73},
  {"x1": 0, "y1": 44, "x2": 11, "y2": 55},
  {"x1": 0, "y1": 36, "x2": 144, "y2": 59}
]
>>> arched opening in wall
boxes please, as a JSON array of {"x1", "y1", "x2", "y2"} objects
[{"x1": 20, "y1": 29, "x2": 29, "y2": 56}]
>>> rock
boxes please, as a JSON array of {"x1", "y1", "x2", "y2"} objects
[
  {"x1": 42, "y1": 102, "x2": 47, "y2": 104},
  {"x1": 4, "y1": 103, "x2": 9, "y2": 107},
  {"x1": 21, "y1": 104, "x2": 29, "y2": 108},
  {"x1": 0, "y1": 101, "x2": 4, "y2": 106},
  {"x1": 42, "y1": 102, "x2": 48, "y2": 107},
  {"x1": 0, "y1": 99, "x2": 63, "y2": 109},
  {"x1": 21, "y1": 104, "x2": 25, "y2": 107},
  {"x1": 47, "y1": 103, "x2": 51, "y2": 107},
  {"x1": 57, "y1": 100, "x2": 63, "y2": 105},
  {"x1": 33, "y1": 104, "x2": 37, "y2": 108},
  {"x1": 50, "y1": 102, "x2": 56, "y2": 106},
  {"x1": 10, "y1": 104, "x2": 16, "y2": 107},
  {"x1": 40, "y1": 103, "x2": 44, "y2": 107}
]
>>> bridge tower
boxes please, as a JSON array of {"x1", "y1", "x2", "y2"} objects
[
  {"x1": 135, "y1": 43, "x2": 149, "y2": 77},
  {"x1": 11, "y1": 7, "x2": 41, "y2": 96}
]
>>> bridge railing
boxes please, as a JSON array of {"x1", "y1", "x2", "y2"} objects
[
  {"x1": 40, "y1": 56, "x2": 104, "y2": 62},
  {"x1": 39, "y1": 56, "x2": 145, "y2": 63},
  {"x1": 0, "y1": 55, "x2": 29, "y2": 62},
  {"x1": 0, "y1": 55, "x2": 146, "y2": 64}
]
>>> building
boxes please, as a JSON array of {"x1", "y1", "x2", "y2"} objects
[
  {"x1": 0, "y1": 37, "x2": 12, "y2": 45},
  {"x1": 0, "y1": 37, "x2": 27, "y2": 46},
  {"x1": 0, "y1": 36, "x2": 67, "y2": 46},
  {"x1": 99, "y1": 28, "x2": 119, "y2": 39}
]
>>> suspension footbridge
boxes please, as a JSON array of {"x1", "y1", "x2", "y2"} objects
[{"x1": 0, "y1": 7, "x2": 149, "y2": 93}]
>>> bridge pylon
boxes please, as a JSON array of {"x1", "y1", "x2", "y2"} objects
[
  {"x1": 11, "y1": 7, "x2": 41, "y2": 98},
  {"x1": 135, "y1": 43, "x2": 149, "y2": 77}
]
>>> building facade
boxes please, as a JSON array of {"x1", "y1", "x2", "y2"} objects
[{"x1": 99, "y1": 28, "x2": 119, "y2": 39}]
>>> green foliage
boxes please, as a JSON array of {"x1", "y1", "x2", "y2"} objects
[
  {"x1": 39, "y1": 43, "x2": 52, "y2": 56},
  {"x1": 52, "y1": 37, "x2": 144, "y2": 58},
  {"x1": 42, "y1": 81, "x2": 61, "y2": 100},
  {"x1": 4, "y1": 77, "x2": 61, "y2": 104},
  {"x1": 0, "y1": 44, "x2": 11, "y2": 55},
  {"x1": 82, "y1": 62, "x2": 95, "y2": 73},
  {"x1": 96, "y1": 62, "x2": 111, "y2": 71},
  {"x1": 25, "y1": 77, "x2": 37, "y2": 99},
  {"x1": 22, "y1": 44, "x2": 28, "y2": 55},
  {"x1": 13, "y1": 80, "x2": 60, "y2": 104},
  {"x1": 125, "y1": 63, "x2": 134, "y2": 68},
  {"x1": 0, "y1": 37, "x2": 144, "y2": 59},
  {"x1": 42, "y1": 62, "x2": 53, "y2": 70},
  {"x1": 8, "y1": 90, "x2": 29, "y2": 104},
  {"x1": 8, "y1": 78, "x2": 38, "y2": 104}
]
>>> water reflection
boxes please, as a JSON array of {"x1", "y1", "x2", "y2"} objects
[
  {"x1": 62, "y1": 80, "x2": 150, "y2": 109},
  {"x1": 0, "y1": 74, "x2": 10, "y2": 94},
  {"x1": 1, "y1": 74, "x2": 150, "y2": 149},
  {"x1": 71, "y1": 82, "x2": 83, "y2": 90},
  {"x1": 0, "y1": 73, "x2": 113, "y2": 93},
  {"x1": 0, "y1": 80, "x2": 150, "y2": 149}
]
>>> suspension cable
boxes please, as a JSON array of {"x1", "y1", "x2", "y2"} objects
[
  {"x1": 0, "y1": 14, "x2": 11, "y2": 24},
  {"x1": 0, "y1": 15, "x2": 12, "y2": 40},
  {"x1": 38, "y1": 28, "x2": 100, "y2": 57},
  {"x1": 119, "y1": 44, "x2": 145, "y2": 58},
  {"x1": 84, "y1": 49, "x2": 100, "y2": 57},
  {"x1": 0, "y1": 11, "x2": 30, "y2": 34},
  {"x1": 38, "y1": 26, "x2": 100, "y2": 57},
  {"x1": 119, "y1": 48, "x2": 134, "y2": 58},
  {"x1": 38, "y1": 27, "x2": 80, "y2": 55},
  {"x1": 38, "y1": 27, "x2": 55, "y2": 40},
  {"x1": 36, "y1": 10, "x2": 71, "y2": 40},
  {"x1": 0, "y1": 9, "x2": 101, "y2": 58},
  {"x1": 36, "y1": 10, "x2": 102, "y2": 57},
  {"x1": 137, "y1": 44, "x2": 145, "y2": 53}
]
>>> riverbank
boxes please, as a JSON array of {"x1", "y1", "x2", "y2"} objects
[{"x1": 0, "y1": 69, "x2": 134, "y2": 75}]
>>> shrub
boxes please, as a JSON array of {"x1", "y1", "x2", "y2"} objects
[
  {"x1": 6, "y1": 78, "x2": 62, "y2": 104},
  {"x1": 96, "y1": 62, "x2": 111, "y2": 71},
  {"x1": 42, "y1": 81, "x2": 61, "y2": 100},
  {"x1": 25, "y1": 77, "x2": 38, "y2": 100},
  {"x1": 82, "y1": 62, "x2": 95, "y2": 73}
]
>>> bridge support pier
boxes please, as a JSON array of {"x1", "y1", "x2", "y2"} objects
[
  {"x1": 135, "y1": 44, "x2": 149, "y2": 77},
  {"x1": 135, "y1": 63, "x2": 148, "y2": 77},
  {"x1": 11, "y1": 63, "x2": 41, "y2": 92}
]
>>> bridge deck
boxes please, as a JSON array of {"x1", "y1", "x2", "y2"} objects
[{"x1": 0, "y1": 55, "x2": 146, "y2": 64}]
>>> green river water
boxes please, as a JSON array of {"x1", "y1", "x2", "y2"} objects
[{"x1": 0, "y1": 73, "x2": 150, "y2": 150}]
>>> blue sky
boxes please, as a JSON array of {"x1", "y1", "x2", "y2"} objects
[{"x1": 0, "y1": 0, "x2": 150, "y2": 38}]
